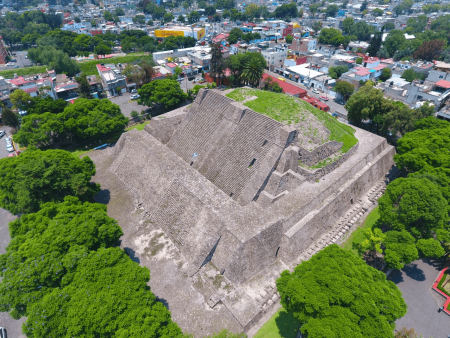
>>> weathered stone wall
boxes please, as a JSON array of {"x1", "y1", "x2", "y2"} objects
[
  {"x1": 298, "y1": 140, "x2": 343, "y2": 166},
  {"x1": 280, "y1": 144, "x2": 395, "y2": 262},
  {"x1": 212, "y1": 220, "x2": 284, "y2": 285},
  {"x1": 297, "y1": 142, "x2": 359, "y2": 182},
  {"x1": 145, "y1": 114, "x2": 186, "y2": 144}
]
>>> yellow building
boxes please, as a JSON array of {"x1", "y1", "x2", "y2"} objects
[{"x1": 154, "y1": 26, "x2": 206, "y2": 40}]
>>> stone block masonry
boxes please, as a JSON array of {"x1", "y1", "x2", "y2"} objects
[{"x1": 91, "y1": 88, "x2": 396, "y2": 336}]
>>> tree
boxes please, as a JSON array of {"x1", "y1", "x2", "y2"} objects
[
  {"x1": 372, "y1": 8, "x2": 383, "y2": 16},
  {"x1": 277, "y1": 245, "x2": 407, "y2": 338},
  {"x1": 325, "y1": 4, "x2": 339, "y2": 17},
  {"x1": 382, "y1": 22, "x2": 395, "y2": 31},
  {"x1": 27, "y1": 96, "x2": 68, "y2": 115},
  {"x1": 114, "y1": 7, "x2": 125, "y2": 16},
  {"x1": 401, "y1": 68, "x2": 425, "y2": 83},
  {"x1": 413, "y1": 40, "x2": 445, "y2": 61},
  {"x1": 163, "y1": 12, "x2": 174, "y2": 23},
  {"x1": 138, "y1": 79, "x2": 187, "y2": 110},
  {"x1": 75, "y1": 73, "x2": 92, "y2": 99},
  {"x1": 15, "y1": 99, "x2": 127, "y2": 147},
  {"x1": 360, "y1": 0, "x2": 368, "y2": 12},
  {"x1": 379, "y1": 67, "x2": 392, "y2": 82},
  {"x1": 210, "y1": 43, "x2": 225, "y2": 85},
  {"x1": 274, "y1": 3, "x2": 297, "y2": 18},
  {"x1": 345, "y1": 82, "x2": 392, "y2": 127},
  {"x1": 383, "y1": 230, "x2": 419, "y2": 270},
  {"x1": 22, "y1": 247, "x2": 184, "y2": 337},
  {"x1": 311, "y1": 21, "x2": 322, "y2": 34},
  {"x1": 103, "y1": 10, "x2": 113, "y2": 21},
  {"x1": 342, "y1": 17, "x2": 355, "y2": 34},
  {"x1": 94, "y1": 43, "x2": 111, "y2": 56},
  {"x1": 0, "y1": 150, "x2": 100, "y2": 214},
  {"x1": 416, "y1": 238, "x2": 445, "y2": 258},
  {"x1": 367, "y1": 31, "x2": 383, "y2": 57},
  {"x1": 0, "y1": 196, "x2": 122, "y2": 317},
  {"x1": 328, "y1": 66, "x2": 348, "y2": 79},
  {"x1": 384, "y1": 30, "x2": 407, "y2": 57},
  {"x1": 335, "y1": 81, "x2": 354, "y2": 99},
  {"x1": 188, "y1": 11, "x2": 200, "y2": 24},
  {"x1": 379, "y1": 177, "x2": 447, "y2": 240},
  {"x1": 241, "y1": 52, "x2": 267, "y2": 87},
  {"x1": 74, "y1": 16, "x2": 81, "y2": 23},
  {"x1": 10, "y1": 89, "x2": 32, "y2": 110},
  {"x1": 285, "y1": 34, "x2": 293, "y2": 43},
  {"x1": 309, "y1": 3, "x2": 320, "y2": 16},
  {"x1": 178, "y1": 14, "x2": 185, "y2": 22},
  {"x1": 1, "y1": 108, "x2": 19, "y2": 128}
]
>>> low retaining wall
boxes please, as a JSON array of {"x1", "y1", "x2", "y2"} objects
[
  {"x1": 432, "y1": 267, "x2": 450, "y2": 316},
  {"x1": 298, "y1": 140, "x2": 342, "y2": 167},
  {"x1": 297, "y1": 142, "x2": 359, "y2": 182}
]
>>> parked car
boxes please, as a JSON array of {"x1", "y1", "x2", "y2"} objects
[
  {"x1": 312, "y1": 88, "x2": 320, "y2": 94},
  {"x1": 0, "y1": 130, "x2": 5, "y2": 138},
  {"x1": 6, "y1": 144, "x2": 14, "y2": 152},
  {"x1": 195, "y1": 77, "x2": 203, "y2": 82},
  {"x1": 4, "y1": 137, "x2": 11, "y2": 143},
  {"x1": 320, "y1": 95, "x2": 329, "y2": 101},
  {"x1": 131, "y1": 94, "x2": 140, "y2": 100},
  {"x1": 0, "y1": 326, "x2": 5, "y2": 338},
  {"x1": 130, "y1": 89, "x2": 137, "y2": 93},
  {"x1": 188, "y1": 76, "x2": 195, "y2": 81},
  {"x1": 338, "y1": 100, "x2": 345, "y2": 105}
]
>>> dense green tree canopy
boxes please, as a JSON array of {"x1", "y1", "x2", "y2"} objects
[
  {"x1": 0, "y1": 197, "x2": 122, "y2": 317},
  {"x1": 378, "y1": 177, "x2": 447, "y2": 240},
  {"x1": 328, "y1": 66, "x2": 348, "y2": 79},
  {"x1": 26, "y1": 96, "x2": 68, "y2": 115},
  {"x1": 395, "y1": 123, "x2": 450, "y2": 173},
  {"x1": 383, "y1": 230, "x2": 419, "y2": 270},
  {"x1": 138, "y1": 79, "x2": 187, "y2": 109},
  {"x1": 0, "y1": 149, "x2": 100, "y2": 214},
  {"x1": 15, "y1": 99, "x2": 127, "y2": 147},
  {"x1": 0, "y1": 108, "x2": 19, "y2": 128},
  {"x1": 276, "y1": 245, "x2": 407, "y2": 338},
  {"x1": 23, "y1": 247, "x2": 184, "y2": 337}
]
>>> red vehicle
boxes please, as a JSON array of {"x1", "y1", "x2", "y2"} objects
[{"x1": 320, "y1": 95, "x2": 329, "y2": 101}]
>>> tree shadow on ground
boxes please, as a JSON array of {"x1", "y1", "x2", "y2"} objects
[
  {"x1": 402, "y1": 263, "x2": 426, "y2": 281},
  {"x1": 124, "y1": 247, "x2": 140, "y2": 264},
  {"x1": 156, "y1": 296, "x2": 170, "y2": 310},
  {"x1": 94, "y1": 189, "x2": 110, "y2": 205},
  {"x1": 274, "y1": 310, "x2": 302, "y2": 338},
  {"x1": 422, "y1": 257, "x2": 447, "y2": 270},
  {"x1": 388, "y1": 269, "x2": 404, "y2": 285}
]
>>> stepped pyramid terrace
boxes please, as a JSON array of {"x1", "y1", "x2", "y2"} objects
[{"x1": 88, "y1": 88, "x2": 395, "y2": 336}]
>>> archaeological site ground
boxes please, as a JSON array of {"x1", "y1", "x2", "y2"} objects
[{"x1": 88, "y1": 88, "x2": 395, "y2": 337}]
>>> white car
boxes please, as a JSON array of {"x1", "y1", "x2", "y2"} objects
[
  {"x1": 0, "y1": 130, "x2": 4, "y2": 138},
  {"x1": 6, "y1": 144, "x2": 14, "y2": 152},
  {"x1": 0, "y1": 326, "x2": 5, "y2": 338},
  {"x1": 130, "y1": 89, "x2": 137, "y2": 93},
  {"x1": 131, "y1": 94, "x2": 140, "y2": 100},
  {"x1": 312, "y1": 88, "x2": 320, "y2": 94}
]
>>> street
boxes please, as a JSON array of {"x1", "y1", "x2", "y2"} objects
[
  {"x1": 264, "y1": 70, "x2": 348, "y2": 118},
  {"x1": 0, "y1": 51, "x2": 32, "y2": 71},
  {"x1": 0, "y1": 126, "x2": 15, "y2": 159}
]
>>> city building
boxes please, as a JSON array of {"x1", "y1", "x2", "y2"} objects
[
  {"x1": 154, "y1": 25, "x2": 206, "y2": 41},
  {"x1": 291, "y1": 37, "x2": 317, "y2": 54},
  {"x1": 96, "y1": 63, "x2": 128, "y2": 96},
  {"x1": 261, "y1": 45, "x2": 288, "y2": 71}
]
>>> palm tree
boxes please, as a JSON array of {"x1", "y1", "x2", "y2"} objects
[{"x1": 241, "y1": 53, "x2": 266, "y2": 87}]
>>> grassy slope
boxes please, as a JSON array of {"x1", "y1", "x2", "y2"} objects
[
  {"x1": 340, "y1": 207, "x2": 380, "y2": 254},
  {"x1": 226, "y1": 88, "x2": 357, "y2": 153},
  {"x1": 125, "y1": 121, "x2": 150, "y2": 131},
  {"x1": 0, "y1": 66, "x2": 48, "y2": 78},
  {"x1": 254, "y1": 308, "x2": 301, "y2": 338}
]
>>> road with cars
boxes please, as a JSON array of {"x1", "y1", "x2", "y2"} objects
[
  {"x1": 264, "y1": 70, "x2": 349, "y2": 119},
  {"x1": 0, "y1": 51, "x2": 32, "y2": 71}
]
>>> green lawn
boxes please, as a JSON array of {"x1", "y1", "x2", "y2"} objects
[
  {"x1": 125, "y1": 121, "x2": 150, "y2": 131},
  {"x1": 226, "y1": 88, "x2": 357, "y2": 153},
  {"x1": 254, "y1": 308, "x2": 301, "y2": 338},
  {"x1": 0, "y1": 65, "x2": 48, "y2": 78},
  {"x1": 78, "y1": 53, "x2": 148, "y2": 75},
  {"x1": 340, "y1": 207, "x2": 380, "y2": 254}
]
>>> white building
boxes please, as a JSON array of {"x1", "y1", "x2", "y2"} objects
[{"x1": 262, "y1": 45, "x2": 288, "y2": 71}]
